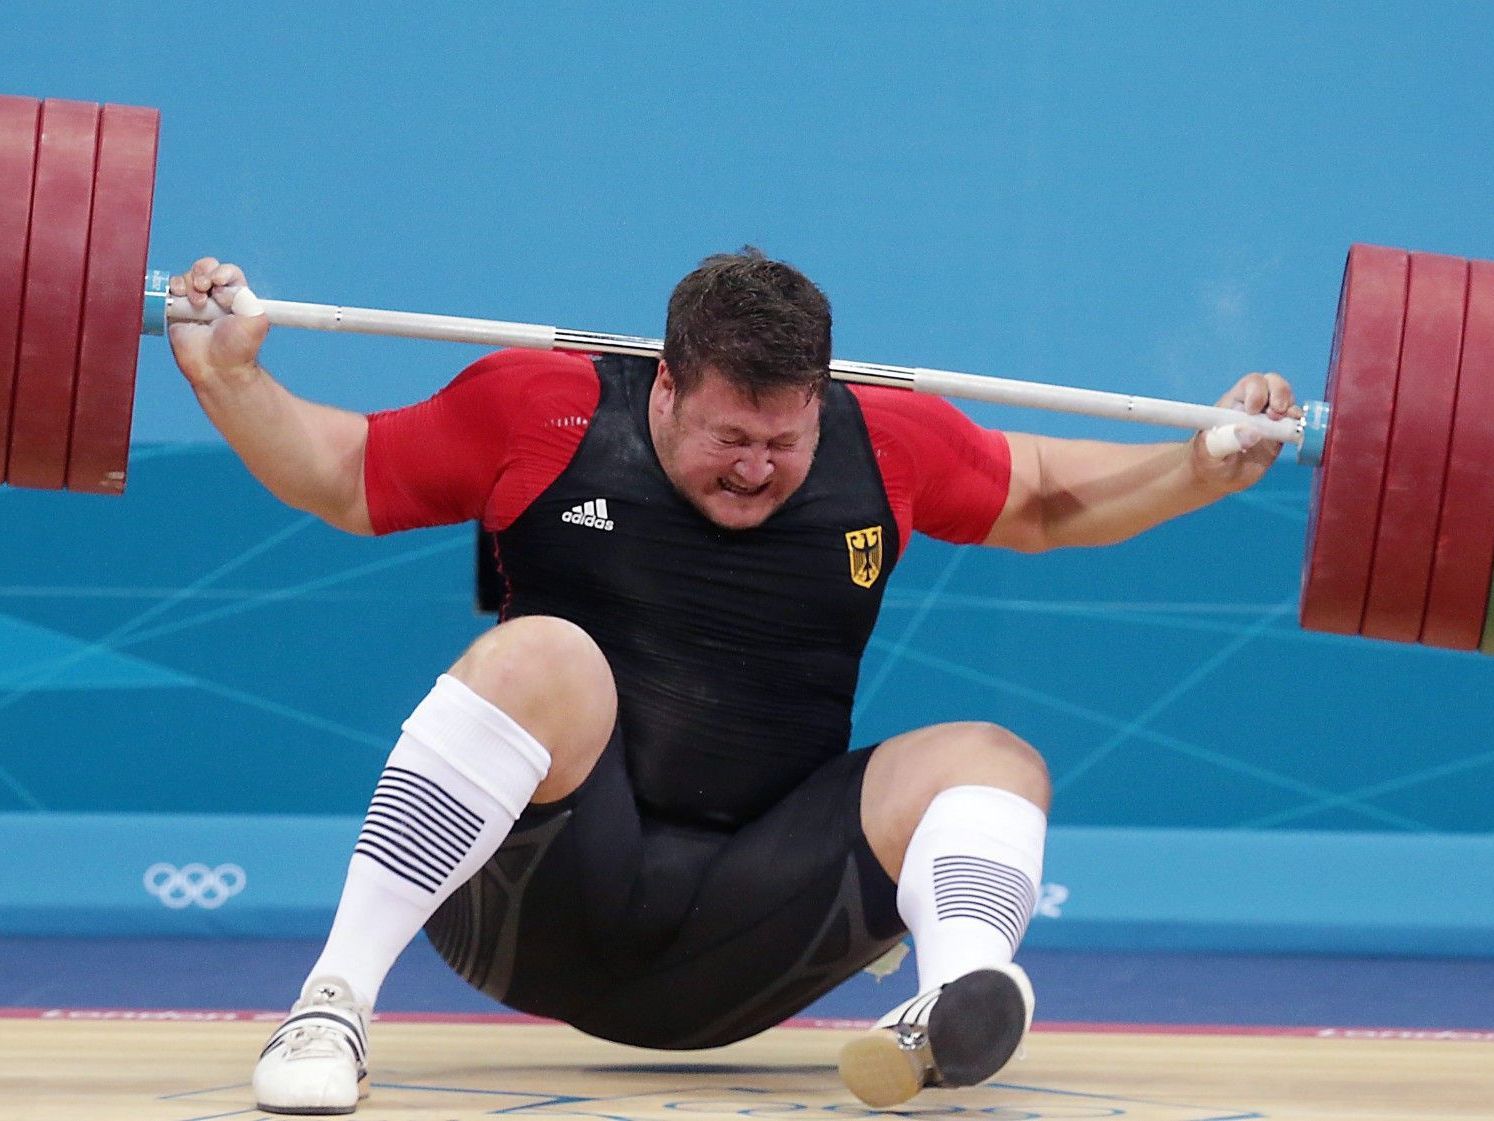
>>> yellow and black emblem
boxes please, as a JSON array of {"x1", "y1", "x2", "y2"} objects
[{"x1": 845, "y1": 526, "x2": 883, "y2": 589}]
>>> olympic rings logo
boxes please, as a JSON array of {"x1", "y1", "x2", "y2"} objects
[{"x1": 143, "y1": 863, "x2": 247, "y2": 910}]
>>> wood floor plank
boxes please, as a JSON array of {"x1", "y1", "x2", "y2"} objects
[{"x1": 2, "y1": 1017, "x2": 1490, "y2": 1120}]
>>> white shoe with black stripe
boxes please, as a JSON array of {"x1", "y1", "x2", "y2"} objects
[
  {"x1": 838, "y1": 963, "x2": 1034, "y2": 1108},
  {"x1": 253, "y1": 976, "x2": 371, "y2": 1115}
]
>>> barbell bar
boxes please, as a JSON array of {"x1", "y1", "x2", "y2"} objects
[
  {"x1": 148, "y1": 279, "x2": 1311, "y2": 447},
  {"x1": 2, "y1": 94, "x2": 1492, "y2": 654}
]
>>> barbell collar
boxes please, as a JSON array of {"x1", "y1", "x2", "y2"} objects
[{"x1": 1296, "y1": 400, "x2": 1329, "y2": 466}]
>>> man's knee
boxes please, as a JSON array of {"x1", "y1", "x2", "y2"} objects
[
  {"x1": 448, "y1": 615, "x2": 616, "y2": 794},
  {"x1": 861, "y1": 722, "x2": 1050, "y2": 878},
  {"x1": 917, "y1": 722, "x2": 1050, "y2": 809},
  {"x1": 873, "y1": 722, "x2": 1048, "y2": 807}
]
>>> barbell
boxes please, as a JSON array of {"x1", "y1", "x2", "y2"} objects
[{"x1": 3, "y1": 94, "x2": 1493, "y2": 655}]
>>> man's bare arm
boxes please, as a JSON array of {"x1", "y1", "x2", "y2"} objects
[
  {"x1": 167, "y1": 258, "x2": 373, "y2": 535},
  {"x1": 985, "y1": 372, "x2": 1298, "y2": 553}
]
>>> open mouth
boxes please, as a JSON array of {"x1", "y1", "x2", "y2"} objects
[{"x1": 718, "y1": 478, "x2": 769, "y2": 497}]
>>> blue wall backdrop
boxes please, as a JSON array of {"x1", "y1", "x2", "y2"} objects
[{"x1": 1, "y1": 3, "x2": 1492, "y2": 951}]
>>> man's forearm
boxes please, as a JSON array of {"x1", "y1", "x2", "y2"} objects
[
  {"x1": 990, "y1": 433, "x2": 1232, "y2": 552},
  {"x1": 1032, "y1": 437, "x2": 1225, "y2": 548},
  {"x1": 987, "y1": 372, "x2": 1295, "y2": 553}
]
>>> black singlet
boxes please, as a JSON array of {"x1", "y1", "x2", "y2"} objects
[{"x1": 492, "y1": 355, "x2": 899, "y2": 828}]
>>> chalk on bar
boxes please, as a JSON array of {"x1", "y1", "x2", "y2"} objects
[
  {"x1": 231, "y1": 286, "x2": 266, "y2": 318},
  {"x1": 1204, "y1": 424, "x2": 1247, "y2": 458}
]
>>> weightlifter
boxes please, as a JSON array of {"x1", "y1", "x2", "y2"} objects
[{"x1": 166, "y1": 249, "x2": 1297, "y2": 1115}]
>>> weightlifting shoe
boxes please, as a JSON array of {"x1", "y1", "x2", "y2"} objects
[
  {"x1": 253, "y1": 976, "x2": 371, "y2": 1115},
  {"x1": 838, "y1": 962, "x2": 1034, "y2": 1107}
]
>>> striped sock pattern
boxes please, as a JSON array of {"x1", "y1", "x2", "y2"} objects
[
  {"x1": 306, "y1": 678, "x2": 550, "y2": 1009},
  {"x1": 353, "y1": 766, "x2": 485, "y2": 894},
  {"x1": 931, "y1": 854, "x2": 1036, "y2": 958}
]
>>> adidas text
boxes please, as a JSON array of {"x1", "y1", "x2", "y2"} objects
[{"x1": 562, "y1": 499, "x2": 615, "y2": 531}]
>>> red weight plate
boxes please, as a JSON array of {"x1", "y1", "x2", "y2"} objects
[
  {"x1": 69, "y1": 103, "x2": 159, "y2": 494},
  {"x1": 1361, "y1": 251, "x2": 1468, "y2": 643},
  {"x1": 1301, "y1": 244, "x2": 1409, "y2": 636},
  {"x1": 0, "y1": 95, "x2": 41, "y2": 482},
  {"x1": 7, "y1": 98, "x2": 99, "y2": 490},
  {"x1": 1423, "y1": 258, "x2": 1494, "y2": 649}
]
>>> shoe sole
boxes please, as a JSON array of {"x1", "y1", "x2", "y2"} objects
[
  {"x1": 257, "y1": 1105, "x2": 355, "y2": 1117},
  {"x1": 927, "y1": 968, "x2": 1027, "y2": 1087},
  {"x1": 256, "y1": 1074, "x2": 368, "y2": 1115},
  {"x1": 838, "y1": 1029, "x2": 927, "y2": 1108}
]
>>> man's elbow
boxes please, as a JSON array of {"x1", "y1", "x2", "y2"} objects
[
  {"x1": 998, "y1": 503, "x2": 1130, "y2": 553},
  {"x1": 983, "y1": 510, "x2": 1056, "y2": 554},
  {"x1": 321, "y1": 432, "x2": 374, "y2": 535},
  {"x1": 293, "y1": 479, "x2": 374, "y2": 535},
  {"x1": 320, "y1": 501, "x2": 376, "y2": 536}
]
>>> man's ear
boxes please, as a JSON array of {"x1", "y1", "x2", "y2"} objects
[{"x1": 654, "y1": 359, "x2": 678, "y2": 411}]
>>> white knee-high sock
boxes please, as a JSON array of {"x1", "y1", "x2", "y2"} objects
[
  {"x1": 896, "y1": 785, "x2": 1047, "y2": 994},
  {"x1": 305, "y1": 674, "x2": 551, "y2": 1006}
]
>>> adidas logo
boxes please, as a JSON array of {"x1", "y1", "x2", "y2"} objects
[{"x1": 561, "y1": 499, "x2": 614, "y2": 531}]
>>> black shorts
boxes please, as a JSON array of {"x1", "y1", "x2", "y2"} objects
[{"x1": 424, "y1": 730, "x2": 905, "y2": 1049}]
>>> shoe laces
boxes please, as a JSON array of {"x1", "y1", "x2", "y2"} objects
[
  {"x1": 280, "y1": 1020, "x2": 356, "y2": 1060},
  {"x1": 262, "y1": 978, "x2": 369, "y2": 1064}
]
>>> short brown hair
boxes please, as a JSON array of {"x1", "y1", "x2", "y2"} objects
[{"x1": 662, "y1": 247, "x2": 832, "y2": 400}]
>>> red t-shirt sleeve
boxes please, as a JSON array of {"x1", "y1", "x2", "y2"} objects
[
  {"x1": 853, "y1": 386, "x2": 1012, "y2": 548},
  {"x1": 364, "y1": 350, "x2": 598, "y2": 535}
]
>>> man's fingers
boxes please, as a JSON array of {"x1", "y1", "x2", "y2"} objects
[
  {"x1": 183, "y1": 257, "x2": 226, "y2": 308},
  {"x1": 189, "y1": 266, "x2": 212, "y2": 307},
  {"x1": 170, "y1": 259, "x2": 251, "y2": 313},
  {"x1": 1244, "y1": 373, "x2": 1271, "y2": 415},
  {"x1": 1225, "y1": 371, "x2": 1296, "y2": 421},
  {"x1": 1261, "y1": 371, "x2": 1295, "y2": 419}
]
